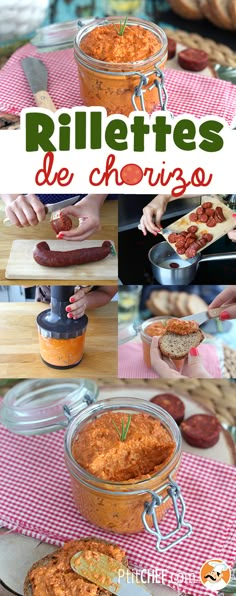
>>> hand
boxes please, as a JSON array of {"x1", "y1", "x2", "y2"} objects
[
  {"x1": 138, "y1": 194, "x2": 170, "y2": 236},
  {"x1": 150, "y1": 337, "x2": 211, "y2": 378},
  {"x1": 57, "y1": 194, "x2": 107, "y2": 241},
  {"x1": 65, "y1": 288, "x2": 87, "y2": 319},
  {"x1": 208, "y1": 286, "x2": 236, "y2": 320},
  {"x1": 228, "y1": 229, "x2": 236, "y2": 242},
  {"x1": 5, "y1": 194, "x2": 46, "y2": 227}
]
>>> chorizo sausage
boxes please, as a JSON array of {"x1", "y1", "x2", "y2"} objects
[
  {"x1": 33, "y1": 241, "x2": 113, "y2": 268},
  {"x1": 206, "y1": 218, "x2": 217, "y2": 227}
]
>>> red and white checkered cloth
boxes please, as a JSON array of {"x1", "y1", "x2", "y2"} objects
[
  {"x1": 0, "y1": 424, "x2": 235, "y2": 595},
  {"x1": 0, "y1": 43, "x2": 236, "y2": 123},
  {"x1": 118, "y1": 341, "x2": 222, "y2": 378}
]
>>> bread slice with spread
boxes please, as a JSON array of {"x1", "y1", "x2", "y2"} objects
[{"x1": 24, "y1": 538, "x2": 128, "y2": 596}]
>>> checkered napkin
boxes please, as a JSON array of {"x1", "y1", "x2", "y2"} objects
[
  {"x1": 0, "y1": 424, "x2": 235, "y2": 595},
  {"x1": 118, "y1": 341, "x2": 222, "y2": 378},
  {"x1": 0, "y1": 43, "x2": 236, "y2": 123}
]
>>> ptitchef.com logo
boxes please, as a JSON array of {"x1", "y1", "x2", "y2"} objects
[{"x1": 200, "y1": 559, "x2": 231, "y2": 591}]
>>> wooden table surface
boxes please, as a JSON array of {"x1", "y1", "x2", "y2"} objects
[
  {"x1": 0, "y1": 301, "x2": 117, "y2": 379},
  {"x1": 0, "y1": 200, "x2": 118, "y2": 286}
]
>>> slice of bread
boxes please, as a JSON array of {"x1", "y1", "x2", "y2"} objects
[
  {"x1": 229, "y1": 0, "x2": 236, "y2": 27},
  {"x1": 169, "y1": 291, "x2": 179, "y2": 315},
  {"x1": 211, "y1": 0, "x2": 234, "y2": 29},
  {"x1": 186, "y1": 294, "x2": 208, "y2": 314},
  {"x1": 169, "y1": 0, "x2": 203, "y2": 19},
  {"x1": 159, "y1": 328, "x2": 204, "y2": 359},
  {"x1": 24, "y1": 538, "x2": 128, "y2": 596},
  {"x1": 148, "y1": 290, "x2": 172, "y2": 316},
  {"x1": 198, "y1": 0, "x2": 221, "y2": 24},
  {"x1": 175, "y1": 292, "x2": 190, "y2": 317}
]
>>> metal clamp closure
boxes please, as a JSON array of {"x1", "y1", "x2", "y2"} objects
[
  {"x1": 142, "y1": 478, "x2": 192, "y2": 552},
  {"x1": 131, "y1": 68, "x2": 169, "y2": 112}
]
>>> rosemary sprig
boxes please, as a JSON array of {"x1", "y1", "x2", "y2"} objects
[
  {"x1": 112, "y1": 415, "x2": 132, "y2": 441},
  {"x1": 115, "y1": 16, "x2": 128, "y2": 37}
]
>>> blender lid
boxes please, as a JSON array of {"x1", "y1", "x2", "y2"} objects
[
  {"x1": 0, "y1": 379, "x2": 98, "y2": 436},
  {"x1": 37, "y1": 311, "x2": 88, "y2": 338}
]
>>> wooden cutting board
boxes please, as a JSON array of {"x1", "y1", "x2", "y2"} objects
[
  {"x1": 6, "y1": 239, "x2": 118, "y2": 281},
  {"x1": 162, "y1": 198, "x2": 235, "y2": 260}
]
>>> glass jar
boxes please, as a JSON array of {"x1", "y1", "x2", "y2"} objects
[
  {"x1": 65, "y1": 397, "x2": 192, "y2": 552},
  {"x1": 74, "y1": 16, "x2": 168, "y2": 115},
  {"x1": 0, "y1": 383, "x2": 191, "y2": 551},
  {"x1": 140, "y1": 316, "x2": 168, "y2": 368}
]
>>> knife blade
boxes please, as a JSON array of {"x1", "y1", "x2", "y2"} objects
[
  {"x1": 181, "y1": 308, "x2": 226, "y2": 325},
  {"x1": 3, "y1": 195, "x2": 83, "y2": 227},
  {"x1": 21, "y1": 57, "x2": 57, "y2": 112},
  {"x1": 181, "y1": 311, "x2": 210, "y2": 326},
  {"x1": 70, "y1": 551, "x2": 150, "y2": 595}
]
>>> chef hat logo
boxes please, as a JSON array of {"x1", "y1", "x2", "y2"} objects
[{"x1": 200, "y1": 559, "x2": 231, "y2": 591}]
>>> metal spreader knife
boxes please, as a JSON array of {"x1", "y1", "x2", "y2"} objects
[
  {"x1": 21, "y1": 57, "x2": 57, "y2": 112},
  {"x1": 70, "y1": 551, "x2": 151, "y2": 595}
]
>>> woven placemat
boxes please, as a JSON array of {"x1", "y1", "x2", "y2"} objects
[
  {"x1": 164, "y1": 27, "x2": 236, "y2": 67},
  {"x1": 98, "y1": 378, "x2": 236, "y2": 425}
]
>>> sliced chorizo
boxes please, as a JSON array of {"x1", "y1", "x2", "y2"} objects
[
  {"x1": 207, "y1": 218, "x2": 217, "y2": 228},
  {"x1": 189, "y1": 212, "x2": 198, "y2": 222},
  {"x1": 187, "y1": 225, "x2": 198, "y2": 233},
  {"x1": 199, "y1": 214, "x2": 208, "y2": 223},
  {"x1": 185, "y1": 247, "x2": 197, "y2": 259},
  {"x1": 181, "y1": 414, "x2": 221, "y2": 448},
  {"x1": 201, "y1": 201, "x2": 213, "y2": 209},
  {"x1": 168, "y1": 38, "x2": 177, "y2": 59},
  {"x1": 150, "y1": 393, "x2": 185, "y2": 425},
  {"x1": 178, "y1": 48, "x2": 209, "y2": 72}
]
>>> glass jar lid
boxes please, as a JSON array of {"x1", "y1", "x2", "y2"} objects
[
  {"x1": 31, "y1": 19, "x2": 94, "y2": 52},
  {"x1": 0, "y1": 379, "x2": 98, "y2": 436}
]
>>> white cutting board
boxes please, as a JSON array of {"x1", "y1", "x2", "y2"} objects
[{"x1": 6, "y1": 239, "x2": 118, "y2": 281}]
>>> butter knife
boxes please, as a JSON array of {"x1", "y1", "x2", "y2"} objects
[
  {"x1": 21, "y1": 57, "x2": 57, "y2": 112},
  {"x1": 70, "y1": 551, "x2": 150, "y2": 595}
]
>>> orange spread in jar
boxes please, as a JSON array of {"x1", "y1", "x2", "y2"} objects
[
  {"x1": 76, "y1": 23, "x2": 166, "y2": 115},
  {"x1": 72, "y1": 412, "x2": 175, "y2": 482},
  {"x1": 165, "y1": 319, "x2": 199, "y2": 335},
  {"x1": 28, "y1": 539, "x2": 126, "y2": 595},
  {"x1": 69, "y1": 412, "x2": 177, "y2": 533},
  {"x1": 38, "y1": 333, "x2": 85, "y2": 367},
  {"x1": 145, "y1": 321, "x2": 167, "y2": 337},
  {"x1": 80, "y1": 24, "x2": 162, "y2": 63}
]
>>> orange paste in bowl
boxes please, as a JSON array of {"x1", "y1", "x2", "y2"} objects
[
  {"x1": 75, "y1": 22, "x2": 167, "y2": 115},
  {"x1": 68, "y1": 412, "x2": 177, "y2": 533},
  {"x1": 27, "y1": 539, "x2": 126, "y2": 595}
]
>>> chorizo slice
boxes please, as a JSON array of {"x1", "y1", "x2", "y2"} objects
[
  {"x1": 150, "y1": 393, "x2": 185, "y2": 425},
  {"x1": 201, "y1": 201, "x2": 213, "y2": 209},
  {"x1": 178, "y1": 48, "x2": 209, "y2": 72},
  {"x1": 168, "y1": 38, "x2": 177, "y2": 59},
  {"x1": 189, "y1": 212, "x2": 198, "y2": 222},
  {"x1": 181, "y1": 414, "x2": 221, "y2": 448}
]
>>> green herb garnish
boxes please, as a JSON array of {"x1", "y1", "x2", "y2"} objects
[
  {"x1": 112, "y1": 415, "x2": 131, "y2": 441},
  {"x1": 115, "y1": 16, "x2": 128, "y2": 36}
]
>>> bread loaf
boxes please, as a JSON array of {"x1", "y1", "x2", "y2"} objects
[{"x1": 169, "y1": 0, "x2": 203, "y2": 19}]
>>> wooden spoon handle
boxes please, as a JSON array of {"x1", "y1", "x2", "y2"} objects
[{"x1": 34, "y1": 90, "x2": 57, "y2": 112}]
